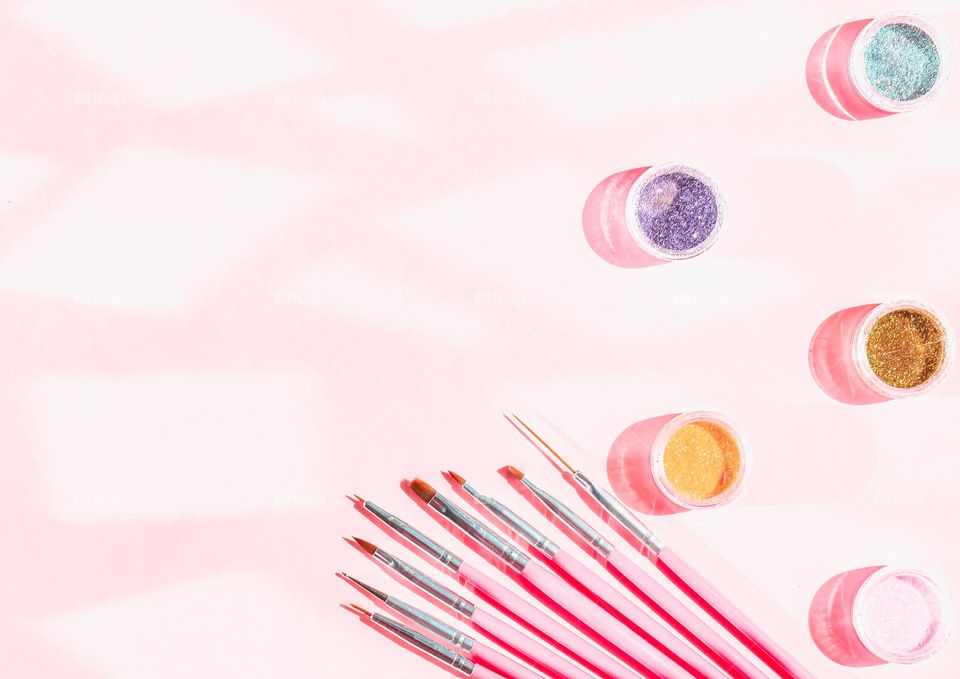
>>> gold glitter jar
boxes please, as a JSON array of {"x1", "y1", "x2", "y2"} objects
[
  {"x1": 650, "y1": 411, "x2": 751, "y2": 510},
  {"x1": 853, "y1": 301, "x2": 954, "y2": 398}
]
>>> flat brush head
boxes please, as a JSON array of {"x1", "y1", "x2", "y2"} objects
[
  {"x1": 448, "y1": 470, "x2": 466, "y2": 486},
  {"x1": 511, "y1": 413, "x2": 577, "y2": 473},
  {"x1": 341, "y1": 573, "x2": 388, "y2": 601},
  {"x1": 504, "y1": 465, "x2": 525, "y2": 480},
  {"x1": 354, "y1": 537, "x2": 378, "y2": 555},
  {"x1": 410, "y1": 478, "x2": 437, "y2": 503}
]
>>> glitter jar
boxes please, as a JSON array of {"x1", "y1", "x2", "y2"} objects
[
  {"x1": 582, "y1": 163, "x2": 726, "y2": 267},
  {"x1": 854, "y1": 568, "x2": 954, "y2": 664},
  {"x1": 852, "y1": 300, "x2": 954, "y2": 399},
  {"x1": 649, "y1": 411, "x2": 750, "y2": 510},
  {"x1": 850, "y1": 12, "x2": 950, "y2": 113},
  {"x1": 810, "y1": 566, "x2": 954, "y2": 666},
  {"x1": 807, "y1": 12, "x2": 951, "y2": 120}
]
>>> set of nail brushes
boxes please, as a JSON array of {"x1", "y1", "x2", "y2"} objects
[{"x1": 341, "y1": 416, "x2": 814, "y2": 679}]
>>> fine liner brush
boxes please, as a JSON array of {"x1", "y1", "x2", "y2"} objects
[
  {"x1": 504, "y1": 466, "x2": 769, "y2": 679},
  {"x1": 450, "y1": 471, "x2": 730, "y2": 679},
  {"x1": 510, "y1": 415, "x2": 815, "y2": 679},
  {"x1": 347, "y1": 603, "x2": 506, "y2": 678},
  {"x1": 342, "y1": 573, "x2": 547, "y2": 679},
  {"x1": 411, "y1": 478, "x2": 695, "y2": 679},
  {"x1": 350, "y1": 538, "x2": 598, "y2": 679},
  {"x1": 354, "y1": 499, "x2": 637, "y2": 679}
]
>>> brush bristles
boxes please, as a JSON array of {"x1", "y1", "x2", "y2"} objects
[
  {"x1": 448, "y1": 470, "x2": 466, "y2": 486},
  {"x1": 511, "y1": 413, "x2": 577, "y2": 473},
  {"x1": 348, "y1": 603, "x2": 372, "y2": 617},
  {"x1": 410, "y1": 478, "x2": 437, "y2": 503},
  {"x1": 343, "y1": 573, "x2": 389, "y2": 601},
  {"x1": 352, "y1": 494, "x2": 365, "y2": 504},
  {"x1": 505, "y1": 465, "x2": 525, "y2": 480},
  {"x1": 354, "y1": 537, "x2": 378, "y2": 555}
]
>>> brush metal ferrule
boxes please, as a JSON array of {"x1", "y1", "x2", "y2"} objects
[
  {"x1": 464, "y1": 484, "x2": 559, "y2": 558},
  {"x1": 365, "y1": 500, "x2": 464, "y2": 570},
  {"x1": 373, "y1": 547, "x2": 477, "y2": 616},
  {"x1": 522, "y1": 477, "x2": 614, "y2": 557},
  {"x1": 428, "y1": 493, "x2": 530, "y2": 570},
  {"x1": 573, "y1": 472, "x2": 664, "y2": 555},
  {"x1": 373, "y1": 613, "x2": 477, "y2": 674},
  {"x1": 386, "y1": 596, "x2": 476, "y2": 652}
]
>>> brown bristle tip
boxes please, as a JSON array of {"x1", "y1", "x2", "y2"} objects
[
  {"x1": 354, "y1": 537, "x2": 378, "y2": 554},
  {"x1": 348, "y1": 603, "x2": 372, "y2": 616},
  {"x1": 505, "y1": 465, "x2": 525, "y2": 479},
  {"x1": 410, "y1": 478, "x2": 437, "y2": 503},
  {"x1": 352, "y1": 494, "x2": 365, "y2": 504},
  {"x1": 448, "y1": 471, "x2": 466, "y2": 485}
]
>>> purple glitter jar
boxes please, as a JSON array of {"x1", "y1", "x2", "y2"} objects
[{"x1": 625, "y1": 163, "x2": 725, "y2": 260}]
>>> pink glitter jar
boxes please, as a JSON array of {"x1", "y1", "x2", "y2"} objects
[{"x1": 852, "y1": 568, "x2": 953, "y2": 664}]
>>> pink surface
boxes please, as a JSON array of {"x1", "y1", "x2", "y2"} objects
[{"x1": 2, "y1": 2, "x2": 960, "y2": 679}]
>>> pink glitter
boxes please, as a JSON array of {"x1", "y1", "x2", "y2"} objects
[{"x1": 854, "y1": 569, "x2": 952, "y2": 663}]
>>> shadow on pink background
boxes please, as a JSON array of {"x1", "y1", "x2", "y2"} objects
[
  {"x1": 805, "y1": 19, "x2": 892, "y2": 122},
  {"x1": 809, "y1": 566, "x2": 885, "y2": 667}
]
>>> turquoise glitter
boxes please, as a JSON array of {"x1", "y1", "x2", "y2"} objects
[{"x1": 864, "y1": 23, "x2": 940, "y2": 101}]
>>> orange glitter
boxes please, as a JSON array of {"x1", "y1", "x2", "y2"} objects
[{"x1": 663, "y1": 421, "x2": 741, "y2": 502}]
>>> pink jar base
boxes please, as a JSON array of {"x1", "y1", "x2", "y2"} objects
[
  {"x1": 582, "y1": 167, "x2": 666, "y2": 268},
  {"x1": 809, "y1": 303, "x2": 889, "y2": 405}
]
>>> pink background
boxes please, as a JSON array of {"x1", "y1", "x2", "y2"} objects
[{"x1": 2, "y1": 1, "x2": 958, "y2": 677}]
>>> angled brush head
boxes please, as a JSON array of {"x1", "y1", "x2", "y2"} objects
[
  {"x1": 410, "y1": 478, "x2": 437, "y2": 503},
  {"x1": 510, "y1": 413, "x2": 577, "y2": 473},
  {"x1": 351, "y1": 494, "x2": 366, "y2": 504},
  {"x1": 348, "y1": 603, "x2": 372, "y2": 617},
  {"x1": 353, "y1": 537, "x2": 378, "y2": 555},
  {"x1": 504, "y1": 465, "x2": 525, "y2": 480},
  {"x1": 342, "y1": 573, "x2": 388, "y2": 601},
  {"x1": 448, "y1": 470, "x2": 466, "y2": 486}
]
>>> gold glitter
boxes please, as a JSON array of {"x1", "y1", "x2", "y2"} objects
[
  {"x1": 663, "y1": 421, "x2": 741, "y2": 502},
  {"x1": 866, "y1": 308, "x2": 945, "y2": 389}
]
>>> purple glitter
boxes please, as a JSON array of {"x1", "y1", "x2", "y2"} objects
[{"x1": 634, "y1": 172, "x2": 719, "y2": 255}]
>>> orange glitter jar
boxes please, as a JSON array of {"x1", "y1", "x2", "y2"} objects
[{"x1": 651, "y1": 412, "x2": 750, "y2": 509}]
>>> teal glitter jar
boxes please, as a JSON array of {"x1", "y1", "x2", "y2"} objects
[{"x1": 850, "y1": 12, "x2": 950, "y2": 113}]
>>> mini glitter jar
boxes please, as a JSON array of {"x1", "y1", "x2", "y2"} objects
[
  {"x1": 649, "y1": 411, "x2": 750, "y2": 510},
  {"x1": 810, "y1": 566, "x2": 954, "y2": 666},
  {"x1": 810, "y1": 300, "x2": 954, "y2": 403},
  {"x1": 853, "y1": 301, "x2": 954, "y2": 399},
  {"x1": 807, "y1": 12, "x2": 950, "y2": 120},
  {"x1": 582, "y1": 163, "x2": 726, "y2": 267}
]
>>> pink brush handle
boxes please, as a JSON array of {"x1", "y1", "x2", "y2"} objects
[
  {"x1": 471, "y1": 640, "x2": 546, "y2": 679},
  {"x1": 656, "y1": 548, "x2": 814, "y2": 679},
  {"x1": 471, "y1": 608, "x2": 596, "y2": 679},
  {"x1": 471, "y1": 664, "x2": 508, "y2": 679},
  {"x1": 521, "y1": 560, "x2": 692, "y2": 679},
  {"x1": 458, "y1": 561, "x2": 639, "y2": 679},
  {"x1": 608, "y1": 549, "x2": 769, "y2": 679},
  {"x1": 554, "y1": 550, "x2": 725, "y2": 679}
]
